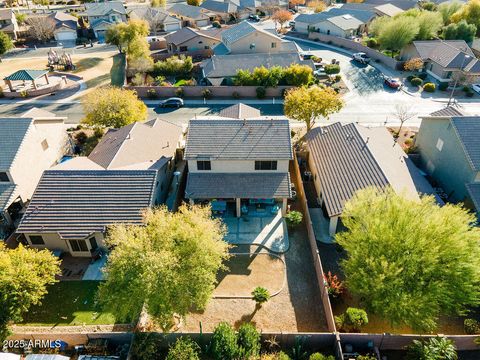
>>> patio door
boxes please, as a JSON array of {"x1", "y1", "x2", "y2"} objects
[{"x1": 89, "y1": 236, "x2": 98, "y2": 251}]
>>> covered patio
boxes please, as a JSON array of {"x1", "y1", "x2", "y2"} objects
[{"x1": 3, "y1": 69, "x2": 51, "y2": 92}]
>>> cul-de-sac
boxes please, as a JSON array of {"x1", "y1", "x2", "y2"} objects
[{"x1": 0, "y1": 0, "x2": 480, "y2": 359}]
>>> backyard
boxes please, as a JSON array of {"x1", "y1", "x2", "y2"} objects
[{"x1": 19, "y1": 281, "x2": 115, "y2": 326}]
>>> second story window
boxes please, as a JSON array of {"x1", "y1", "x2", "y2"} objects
[
  {"x1": 0, "y1": 172, "x2": 9, "y2": 182},
  {"x1": 197, "y1": 160, "x2": 211, "y2": 170},
  {"x1": 255, "y1": 161, "x2": 277, "y2": 170},
  {"x1": 271, "y1": 42, "x2": 276, "y2": 48}
]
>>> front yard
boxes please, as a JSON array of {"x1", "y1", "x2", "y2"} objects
[{"x1": 19, "y1": 281, "x2": 115, "y2": 326}]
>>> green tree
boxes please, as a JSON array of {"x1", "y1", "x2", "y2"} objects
[
  {"x1": 337, "y1": 187, "x2": 480, "y2": 332},
  {"x1": 97, "y1": 206, "x2": 229, "y2": 330},
  {"x1": 284, "y1": 86, "x2": 343, "y2": 131},
  {"x1": 416, "y1": 11, "x2": 444, "y2": 39},
  {"x1": 252, "y1": 286, "x2": 271, "y2": 306},
  {"x1": 283, "y1": 63, "x2": 313, "y2": 86},
  {"x1": 237, "y1": 323, "x2": 261, "y2": 359},
  {"x1": 187, "y1": 0, "x2": 202, "y2": 5},
  {"x1": 438, "y1": 0, "x2": 463, "y2": 24},
  {"x1": 106, "y1": 20, "x2": 150, "y2": 56},
  {"x1": 0, "y1": 32, "x2": 13, "y2": 59},
  {"x1": 166, "y1": 337, "x2": 201, "y2": 360},
  {"x1": 442, "y1": 19, "x2": 477, "y2": 42},
  {"x1": 0, "y1": 245, "x2": 60, "y2": 340},
  {"x1": 406, "y1": 337, "x2": 457, "y2": 360},
  {"x1": 82, "y1": 87, "x2": 147, "y2": 128},
  {"x1": 451, "y1": 0, "x2": 480, "y2": 35},
  {"x1": 373, "y1": 16, "x2": 419, "y2": 55}
]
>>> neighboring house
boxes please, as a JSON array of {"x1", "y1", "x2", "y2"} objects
[
  {"x1": 85, "y1": 1, "x2": 127, "y2": 42},
  {"x1": 218, "y1": 103, "x2": 261, "y2": 118},
  {"x1": 168, "y1": 3, "x2": 214, "y2": 28},
  {"x1": 357, "y1": 0, "x2": 417, "y2": 11},
  {"x1": 48, "y1": 11, "x2": 78, "y2": 42},
  {"x1": 471, "y1": 38, "x2": 480, "y2": 58},
  {"x1": 306, "y1": 122, "x2": 437, "y2": 235},
  {"x1": 184, "y1": 112, "x2": 292, "y2": 218},
  {"x1": 0, "y1": 108, "x2": 69, "y2": 232},
  {"x1": 373, "y1": 3, "x2": 404, "y2": 17},
  {"x1": 215, "y1": 20, "x2": 300, "y2": 54},
  {"x1": 129, "y1": 7, "x2": 181, "y2": 34},
  {"x1": 164, "y1": 27, "x2": 221, "y2": 53},
  {"x1": 17, "y1": 118, "x2": 184, "y2": 257},
  {"x1": 415, "y1": 108, "x2": 480, "y2": 212},
  {"x1": 0, "y1": 8, "x2": 19, "y2": 40},
  {"x1": 201, "y1": 51, "x2": 314, "y2": 85},
  {"x1": 400, "y1": 40, "x2": 480, "y2": 85},
  {"x1": 295, "y1": 8, "x2": 375, "y2": 36},
  {"x1": 340, "y1": 2, "x2": 406, "y2": 16},
  {"x1": 200, "y1": 0, "x2": 239, "y2": 22}
]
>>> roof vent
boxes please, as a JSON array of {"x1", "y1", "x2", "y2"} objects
[{"x1": 342, "y1": 14, "x2": 353, "y2": 19}]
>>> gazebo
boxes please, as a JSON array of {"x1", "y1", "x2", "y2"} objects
[{"x1": 3, "y1": 69, "x2": 50, "y2": 92}]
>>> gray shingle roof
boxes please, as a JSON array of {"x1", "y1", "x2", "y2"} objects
[
  {"x1": 201, "y1": 0, "x2": 237, "y2": 13},
  {"x1": 429, "y1": 106, "x2": 464, "y2": 117},
  {"x1": 327, "y1": 14, "x2": 364, "y2": 31},
  {"x1": 185, "y1": 119, "x2": 292, "y2": 160},
  {"x1": 202, "y1": 52, "x2": 314, "y2": 78},
  {"x1": 0, "y1": 117, "x2": 32, "y2": 170},
  {"x1": 168, "y1": 3, "x2": 208, "y2": 19},
  {"x1": 451, "y1": 116, "x2": 480, "y2": 171},
  {"x1": 85, "y1": 1, "x2": 126, "y2": 16},
  {"x1": 296, "y1": 8, "x2": 375, "y2": 25},
  {"x1": 17, "y1": 170, "x2": 157, "y2": 239},
  {"x1": 48, "y1": 11, "x2": 78, "y2": 30},
  {"x1": 306, "y1": 123, "x2": 390, "y2": 217},
  {"x1": 186, "y1": 172, "x2": 291, "y2": 199},
  {"x1": 466, "y1": 182, "x2": 480, "y2": 212},
  {"x1": 219, "y1": 103, "x2": 261, "y2": 119},
  {"x1": 4, "y1": 69, "x2": 49, "y2": 81},
  {"x1": 165, "y1": 27, "x2": 219, "y2": 46},
  {"x1": 222, "y1": 20, "x2": 259, "y2": 44},
  {"x1": 0, "y1": 183, "x2": 16, "y2": 211}
]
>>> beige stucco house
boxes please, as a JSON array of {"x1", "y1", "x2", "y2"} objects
[
  {"x1": 17, "y1": 119, "x2": 184, "y2": 257},
  {"x1": 165, "y1": 27, "x2": 221, "y2": 53},
  {"x1": 168, "y1": 3, "x2": 214, "y2": 28},
  {"x1": 0, "y1": 108, "x2": 69, "y2": 233}
]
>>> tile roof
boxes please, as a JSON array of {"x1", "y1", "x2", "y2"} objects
[
  {"x1": 450, "y1": 116, "x2": 480, "y2": 171},
  {"x1": 186, "y1": 172, "x2": 291, "y2": 199},
  {"x1": 202, "y1": 52, "x2": 314, "y2": 78},
  {"x1": 219, "y1": 103, "x2": 261, "y2": 119},
  {"x1": 0, "y1": 117, "x2": 32, "y2": 170},
  {"x1": 168, "y1": 3, "x2": 209, "y2": 19},
  {"x1": 17, "y1": 170, "x2": 157, "y2": 239},
  {"x1": 306, "y1": 123, "x2": 428, "y2": 217},
  {"x1": 4, "y1": 69, "x2": 49, "y2": 81},
  {"x1": 185, "y1": 119, "x2": 292, "y2": 160},
  {"x1": 429, "y1": 106, "x2": 465, "y2": 117},
  {"x1": 85, "y1": 1, "x2": 126, "y2": 16},
  {"x1": 0, "y1": 183, "x2": 17, "y2": 211},
  {"x1": 413, "y1": 40, "x2": 480, "y2": 73},
  {"x1": 201, "y1": 0, "x2": 238, "y2": 13},
  {"x1": 296, "y1": 8, "x2": 375, "y2": 25},
  {"x1": 466, "y1": 183, "x2": 480, "y2": 212},
  {"x1": 88, "y1": 119, "x2": 183, "y2": 170}
]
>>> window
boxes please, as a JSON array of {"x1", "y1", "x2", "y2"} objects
[
  {"x1": 41, "y1": 139, "x2": 49, "y2": 151},
  {"x1": 197, "y1": 160, "x2": 211, "y2": 170},
  {"x1": 0, "y1": 172, "x2": 9, "y2": 182},
  {"x1": 69, "y1": 239, "x2": 88, "y2": 252},
  {"x1": 255, "y1": 161, "x2": 277, "y2": 170},
  {"x1": 271, "y1": 42, "x2": 276, "y2": 48},
  {"x1": 29, "y1": 235, "x2": 44, "y2": 245},
  {"x1": 179, "y1": 46, "x2": 188, "y2": 52},
  {"x1": 436, "y1": 138, "x2": 444, "y2": 151},
  {"x1": 89, "y1": 237, "x2": 98, "y2": 251}
]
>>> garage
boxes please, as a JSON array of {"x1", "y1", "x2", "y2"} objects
[{"x1": 55, "y1": 30, "x2": 77, "y2": 41}]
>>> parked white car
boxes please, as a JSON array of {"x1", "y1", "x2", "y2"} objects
[
  {"x1": 472, "y1": 83, "x2": 480, "y2": 95},
  {"x1": 352, "y1": 52, "x2": 370, "y2": 64}
]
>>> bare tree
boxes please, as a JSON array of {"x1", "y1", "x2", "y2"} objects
[
  {"x1": 27, "y1": 17, "x2": 56, "y2": 43},
  {"x1": 392, "y1": 104, "x2": 417, "y2": 144},
  {"x1": 143, "y1": 8, "x2": 165, "y2": 36}
]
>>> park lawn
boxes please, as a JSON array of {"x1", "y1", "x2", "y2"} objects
[
  {"x1": 110, "y1": 53, "x2": 126, "y2": 87},
  {"x1": 20, "y1": 281, "x2": 116, "y2": 326}
]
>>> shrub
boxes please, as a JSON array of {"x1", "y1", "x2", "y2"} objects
[
  {"x1": 151, "y1": 55, "x2": 193, "y2": 77},
  {"x1": 232, "y1": 91, "x2": 240, "y2": 99},
  {"x1": 211, "y1": 322, "x2": 238, "y2": 360},
  {"x1": 357, "y1": 356, "x2": 376, "y2": 360},
  {"x1": 464, "y1": 319, "x2": 480, "y2": 334},
  {"x1": 131, "y1": 73, "x2": 144, "y2": 86},
  {"x1": 175, "y1": 88, "x2": 185, "y2": 98},
  {"x1": 75, "y1": 131, "x2": 88, "y2": 145},
  {"x1": 423, "y1": 82, "x2": 436, "y2": 92},
  {"x1": 256, "y1": 86, "x2": 266, "y2": 99},
  {"x1": 279, "y1": 352, "x2": 291, "y2": 360},
  {"x1": 324, "y1": 271, "x2": 344, "y2": 298},
  {"x1": 212, "y1": 21, "x2": 221, "y2": 28},
  {"x1": 406, "y1": 75, "x2": 415, "y2": 82},
  {"x1": 286, "y1": 210, "x2": 303, "y2": 226},
  {"x1": 146, "y1": 89, "x2": 157, "y2": 99},
  {"x1": 334, "y1": 74, "x2": 341, "y2": 82},
  {"x1": 237, "y1": 323, "x2": 261, "y2": 359},
  {"x1": 438, "y1": 82, "x2": 449, "y2": 91},
  {"x1": 336, "y1": 307, "x2": 368, "y2": 332},
  {"x1": 166, "y1": 337, "x2": 200, "y2": 360},
  {"x1": 252, "y1": 286, "x2": 270, "y2": 305},
  {"x1": 202, "y1": 88, "x2": 212, "y2": 99},
  {"x1": 366, "y1": 37, "x2": 377, "y2": 48},
  {"x1": 309, "y1": 353, "x2": 335, "y2": 360},
  {"x1": 410, "y1": 77, "x2": 423, "y2": 86},
  {"x1": 19, "y1": 90, "x2": 28, "y2": 98},
  {"x1": 324, "y1": 64, "x2": 340, "y2": 74}
]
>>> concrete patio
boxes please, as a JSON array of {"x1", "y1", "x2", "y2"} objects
[
  {"x1": 223, "y1": 212, "x2": 289, "y2": 253},
  {"x1": 82, "y1": 256, "x2": 107, "y2": 281}
]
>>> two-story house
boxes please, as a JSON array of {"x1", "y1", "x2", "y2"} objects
[
  {"x1": 184, "y1": 106, "x2": 292, "y2": 217},
  {"x1": 17, "y1": 118, "x2": 184, "y2": 257},
  {"x1": 0, "y1": 9, "x2": 19, "y2": 40},
  {"x1": 415, "y1": 108, "x2": 480, "y2": 213},
  {"x1": 0, "y1": 108, "x2": 69, "y2": 234},
  {"x1": 85, "y1": 1, "x2": 127, "y2": 42}
]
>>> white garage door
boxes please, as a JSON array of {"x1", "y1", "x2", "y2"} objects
[{"x1": 56, "y1": 31, "x2": 76, "y2": 41}]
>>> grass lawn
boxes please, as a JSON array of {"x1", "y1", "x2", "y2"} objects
[
  {"x1": 110, "y1": 53, "x2": 126, "y2": 87},
  {"x1": 20, "y1": 281, "x2": 116, "y2": 326}
]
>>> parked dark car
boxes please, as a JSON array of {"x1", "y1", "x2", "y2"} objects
[
  {"x1": 158, "y1": 97, "x2": 184, "y2": 108},
  {"x1": 248, "y1": 14, "x2": 260, "y2": 22}
]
